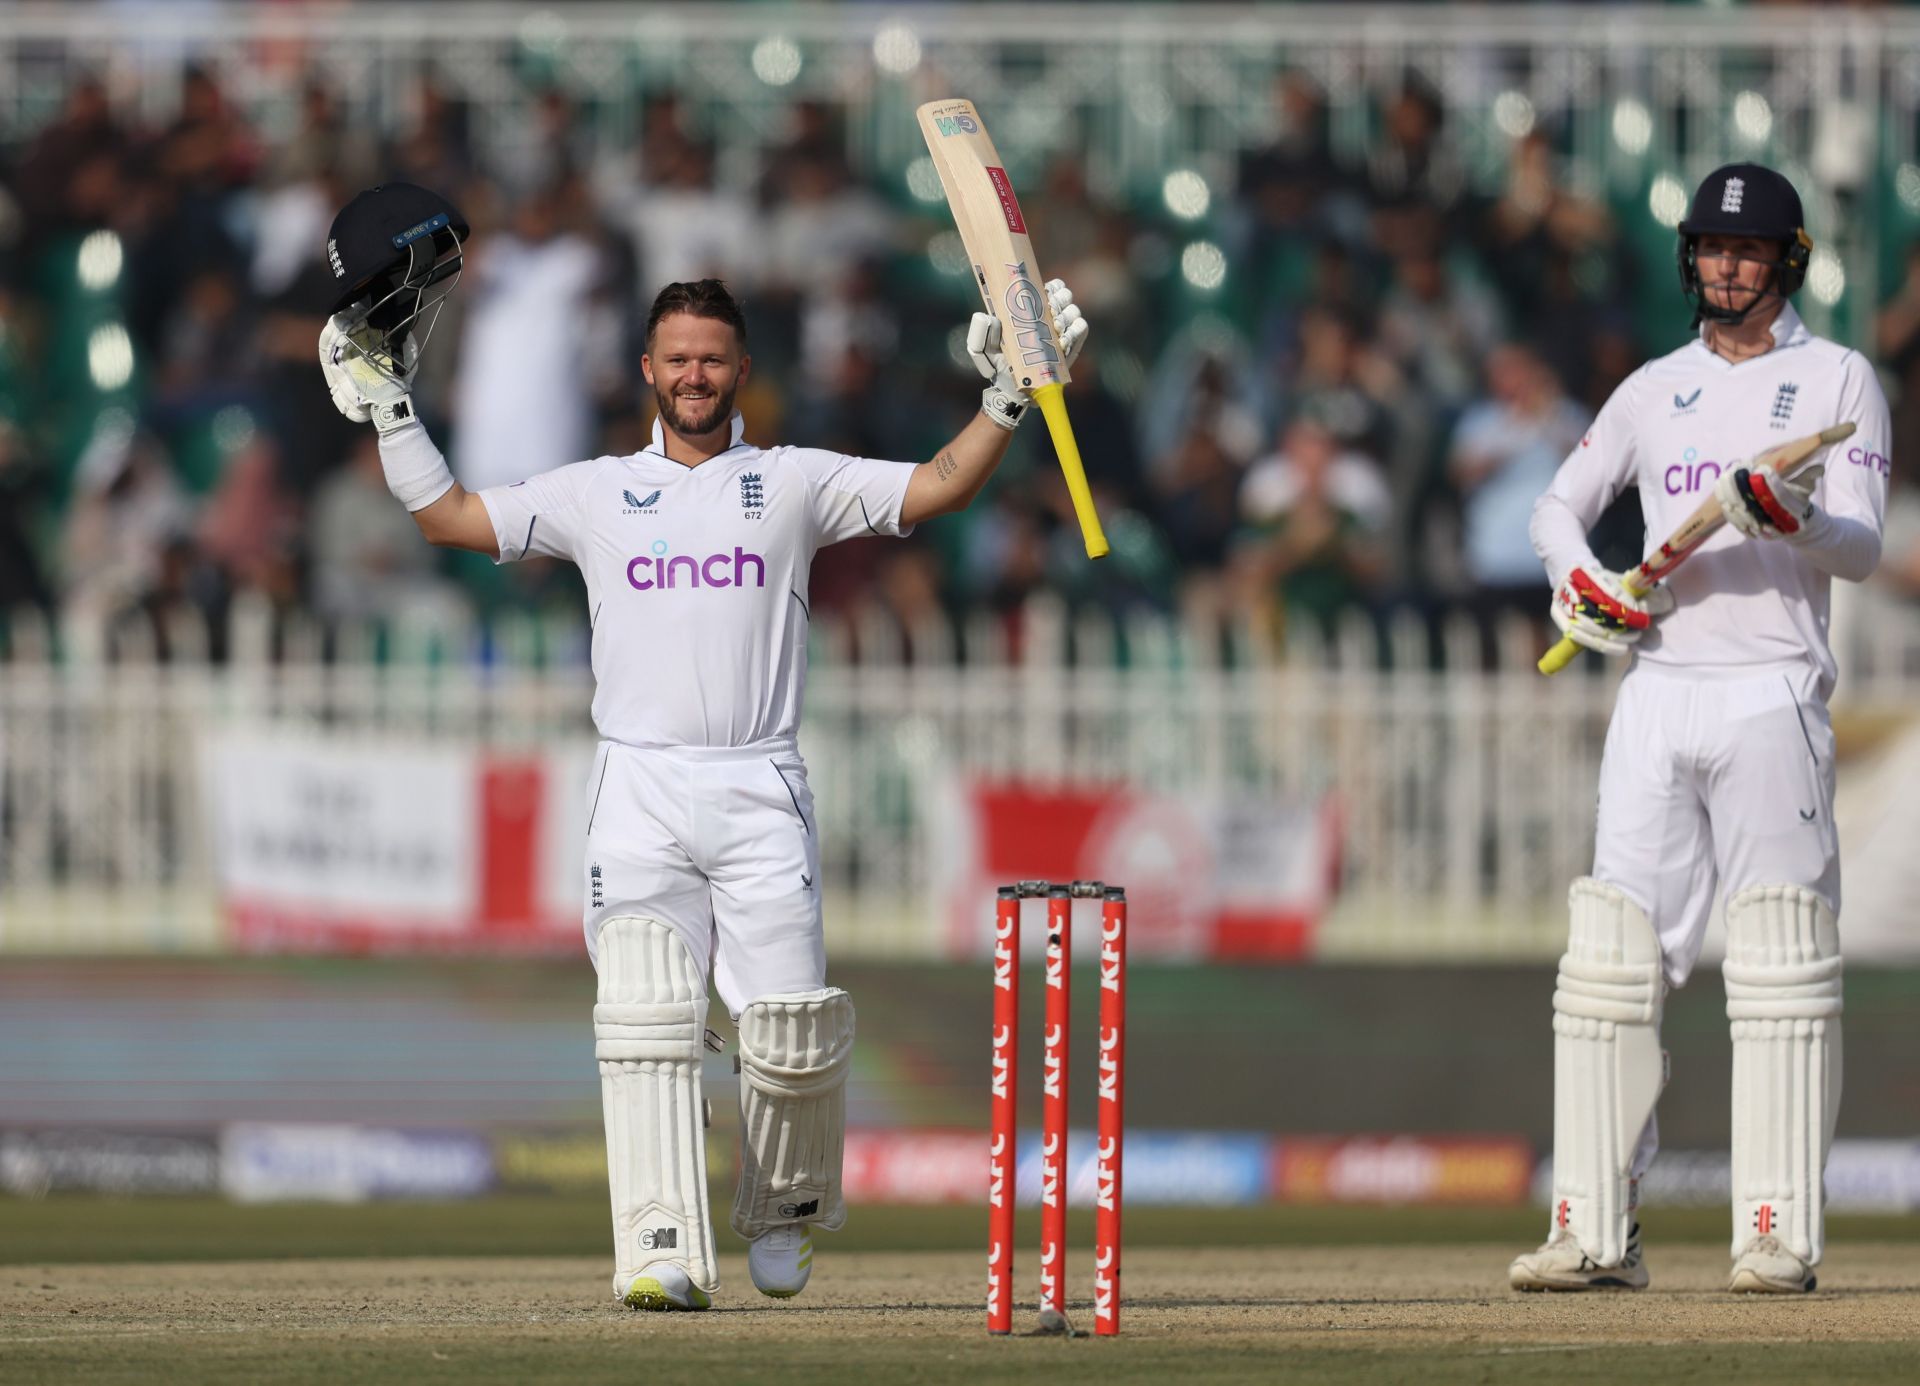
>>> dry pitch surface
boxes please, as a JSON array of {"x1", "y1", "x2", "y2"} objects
[{"x1": 5, "y1": 1244, "x2": 1918, "y2": 1385}]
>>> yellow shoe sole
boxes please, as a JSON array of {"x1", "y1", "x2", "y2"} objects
[{"x1": 623, "y1": 1278, "x2": 712, "y2": 1312}]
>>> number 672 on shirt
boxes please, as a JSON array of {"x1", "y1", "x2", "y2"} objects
[{"x1": 1538, "y1": 422, "x2": 1857, "y2": 676}]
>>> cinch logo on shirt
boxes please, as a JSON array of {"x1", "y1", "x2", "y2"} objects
[
  {"x1": 1664, "y1": 446, "x2": 1728, "y2": 495},
  {"x1": 1847, "y1": 445, "x2": 1891, "y2": 476},
  {"x1": 626, "y1": 541, "x2": 767, "y2": 591}
]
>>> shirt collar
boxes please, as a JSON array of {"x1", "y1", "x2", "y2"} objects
[
  {"x1": 1697, "y1": 301, "x2": 1808, "y2": 353},
  {"x1": 648, "y1": 411, "x2": 748, "y2": 457}
]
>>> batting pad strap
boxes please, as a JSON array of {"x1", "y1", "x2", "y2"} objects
[
  {"x1": 731, "y1": 988, "x2": 856, "y2": 1240},
  {"x1": 594, "y1": 1003, "x2": 705, "y2": 1063},
  {"x1": 1723, "y1": 958, "x2": 1844, "y2": 1020},
  {"x1": 1555, "y1": 957, "x2": 1663, "y2": 1024}
]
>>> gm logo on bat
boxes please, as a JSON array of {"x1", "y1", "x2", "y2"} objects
[{"x1": 932, "y1": 113, "x2": 980, "y2": 136}]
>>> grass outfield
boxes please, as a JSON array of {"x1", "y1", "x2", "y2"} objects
[
  {"x1": 3, "y1": 1201, "x2": 1917, "y2": 1384},
  {"x1": 5, "y1": 1196, "x2": 1920, "y2": 1263}
]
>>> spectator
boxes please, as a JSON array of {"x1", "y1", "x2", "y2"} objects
[
  {"x1": 1287, "y1": 305, "x2": 1396, "y2": 462},
  {"x1": 760, "y1": 157, "x2": 894, "y2": 299},
  {"x1": 310, "y1": 432, "x2": 463, "y2": 624},
  {"x1": 1366, "y1": 77, "x2": 1467, "y2": 257},
  {"x1": 1875, "y1": 242, "x2": 1920, "y2": 473},
  {"x1": 196, "y1": 435, "x2": 301, "y2": 607},
  {"x1": 1232, "y1": 414, "x2": 1392, "y2": 638},
  {"x1": 14, "y1": 77, "x2": 127, "y2": 251},
  {"x1": 0, "y1": 420, "x2": 51, "y2": 611},
  {"x1": 1156, "y1": 423, "x2": 1246, "y2": 576},
  {"x1": 1376, "y1": 248, "x2": 1505, "y2": 414},
  {"x1": 1479, "y1": 130, "x2": 1614, "y2": 330},
  {"x1": 451, "y1": 177, "x2": 608, "y2": 491},
  {"x1": 250, "y1": 84, "x2": 372, "y2": 299},
  {"x1": 154, "y1": 265, "x2": 252, "y2": 402},
  {"x1": 387, "y1": 76, "x2": 473, "y2": 194},
  {"x1": 58, "y1": 421, "x2": 193, "y2": 627},
  {"x1": 1139, "y1": 346, "x2": 1266, "y2": 483},
  {"x1": 1448, "y1": 342, "x2": 1590, "y2": 628},
  {"x1": 602, "y1": 139, "x2": 761, "y2": 295},
  {"x1": 1238, "y1": 70, "x2": 1348, "y2": 246}
]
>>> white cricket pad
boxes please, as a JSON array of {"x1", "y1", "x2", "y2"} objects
[
  {"x1": 1550, "y1": 878, "x2": 1667, "y2": 1267},
  {"x1": 731, "y1": 988, "x2": 856, "y2": 1240},
  {"x1": 1724, "y1": 884, "x2": 1842, "y2": 1265},
  {"x1": 595, "y1": 916, "x2": 718, "y2": 1294}
]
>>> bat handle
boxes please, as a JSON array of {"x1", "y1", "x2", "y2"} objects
[
  {"x1": 1537, "y1": 634, "x2": 1580, "y2": 676},
  {"x1": 1033, "y1": 383, "x2": 1110, "y2": 560}
]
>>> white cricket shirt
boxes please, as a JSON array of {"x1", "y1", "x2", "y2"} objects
[
  {"x1": 1531, "y1": 305, "x2": 1889, "y2": 693},
  {"x1": 477, "y1": 414, "x2": 915, "y2": 749}
]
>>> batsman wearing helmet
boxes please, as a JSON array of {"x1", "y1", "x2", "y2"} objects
[
  {"x1": 1514, "y1": 165, "x2": 1889, "y2": 1294},
  {"x1": 317, "y1": 184, "x2": 1089, "y2": 1311}
]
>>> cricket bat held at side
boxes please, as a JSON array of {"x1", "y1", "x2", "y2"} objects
[
  {"x1": 1538, "y1": 421, "x2": 1856, "y2": 675},
  {"x1": 917, "y1": 98, "x2": 1109, "y2": 559}
]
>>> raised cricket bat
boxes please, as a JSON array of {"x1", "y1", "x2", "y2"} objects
[
  {"x1": 1538, "y1": 421, "x2": 1855, "y2": 675},
  {"x1": 917, "y1": 98, "x2": 1109, "y2": 559}
]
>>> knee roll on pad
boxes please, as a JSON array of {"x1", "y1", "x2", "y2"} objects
[
  {"x1": 1550, "y1": 877, "x2": 1667, "y2": 1267},
  {"x1": 595, "y1": 915, "x2": 718, "y2": 1294},
  {"x1": 731, "y1": 988, "x2": 856, "y2": 1240},
  {"x1": 1724, "y1": 884, "x2": 1842, "y2": 1265}
]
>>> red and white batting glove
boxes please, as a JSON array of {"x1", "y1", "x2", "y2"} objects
[
  {"x1": 1549, "y1": 566, "x2": 1674, "y2": 657},
  {"x1": 1714, "y1": 462, "x2": 1824, "y2": 540}
]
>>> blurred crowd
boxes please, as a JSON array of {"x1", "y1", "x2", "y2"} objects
[{"x1": 3, "y1": 64, "x2": 1903, "y2": 663}]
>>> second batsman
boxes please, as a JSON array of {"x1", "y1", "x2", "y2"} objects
[{"x1": 1515, "y1": 163, "x2": 1890, "y2": 1294}]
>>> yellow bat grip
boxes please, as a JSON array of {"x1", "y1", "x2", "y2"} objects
[
  {"x1": 1537, "y1": 635, "x2": 1580, "y2": 676},
  {"x1": 1033, "y1": 383, "x2": 1109, "y2": 559},
  {"x1": 1537, "y1": 571, "x2": 1655, "y2": 676}
]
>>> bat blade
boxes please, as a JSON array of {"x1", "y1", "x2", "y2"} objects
[
  {"x1": 1538, "y1": 421, "x2": 1856, "y2": 675},
  {"x1": 918, "y1": 98, "x2": 1108, "y2": 558}
]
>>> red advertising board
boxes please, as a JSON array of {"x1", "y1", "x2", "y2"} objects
[{"x1": 937, "y1": 780, "x2": 1340, "y2": 961}]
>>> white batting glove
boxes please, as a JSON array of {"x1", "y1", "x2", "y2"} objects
[
  {"x1": 967, "y1": 279, "x2": 1089, "y2": 431},
  {"x1": 1715, "y1": 462, "x2": 1824, "y2": 540},
  {"x1": 319, "y1": 313, "x2": 420, "y2": 434},
  {"x1": 1549, "y1": 565, "x2": 1675, "y2": 657}
]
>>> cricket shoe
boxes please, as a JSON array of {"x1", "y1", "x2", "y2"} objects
[
  {"x1": 748, "y1": 1224, "x2": 813, "y2": 1298},
  {"x1": 1509, "y1": 1224, "x2": 1649, "y2": 1291},
  {"x1": 1729, "y1": 1235, "x2": 1817, "y2": 1294},
  {"x1": 620, "y1": 1262, "x2": 712, "y2": 1312}
]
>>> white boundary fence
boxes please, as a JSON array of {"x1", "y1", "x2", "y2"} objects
[{"x1": 5, "y1": 584, "x2": 1917, "y2": 959}]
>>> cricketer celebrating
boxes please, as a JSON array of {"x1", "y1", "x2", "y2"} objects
[
  {"x1": 317, "y1": 183, "x2": 1087, "y2": 1311},
  {"x1": 1514, "y1": 164, "x2": 1889, "y2": 1294}
]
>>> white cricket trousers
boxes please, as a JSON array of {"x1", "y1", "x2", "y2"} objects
[
  {"x1": 1591, "y1": 660, "x2": 1840, "y2": 1176},
  {"x1": 581, "y1": 740, "x2": 825, "y2": 1017}
]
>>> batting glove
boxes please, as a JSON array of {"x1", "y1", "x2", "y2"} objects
[
  {"x1": 1549, "y1": 565, "x2": 1675, "y2": 657},
  {"x1": 319, "y1": 313, "x2": 421, "y2": 435},
  {"x1": 968, "y1": 279, "x2": 1088, "y2": 431},
  {"x1": 1715, "y1": 462, "x2": 1824, "y2": 540}
]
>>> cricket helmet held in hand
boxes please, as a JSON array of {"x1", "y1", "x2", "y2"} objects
[
  {"x1": 1676, "y1": 162, "x2": 1812, "y2": 327},
  {"x1": 325, "y1": 182, "x2": 469, "y2": 358}
]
